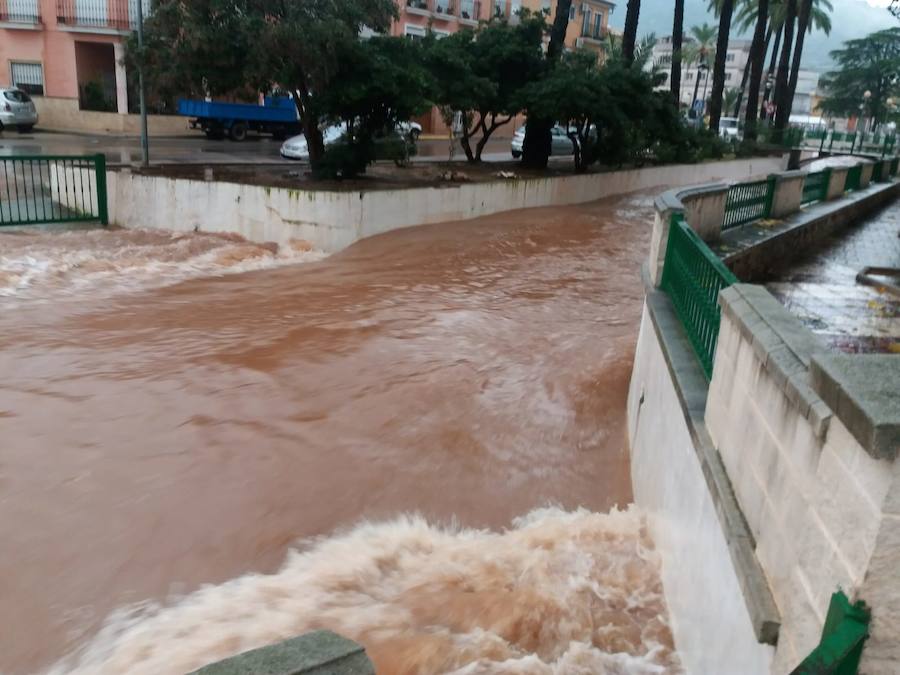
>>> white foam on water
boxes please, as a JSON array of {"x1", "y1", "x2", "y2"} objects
[
  {"x1": 0, "y1": 228, "x2": 325, "y2": 300},
  {"x1": 46, "y1": 507, "x2": 680, "y2": 675}
]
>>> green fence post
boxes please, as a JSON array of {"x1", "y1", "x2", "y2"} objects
[
  {"x1": 94, "y1": 153, "x2": 109, "y2": 226},
  {"x1": 849, "y1": 132, "x2": 857, "y2": 154},
  {"x1": 822, "y1": 167, "x2": 832, "y2": 201}
]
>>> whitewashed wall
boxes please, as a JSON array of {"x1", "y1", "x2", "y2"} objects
[{"x1": 107, "y1": 157, "x2": 784, "y2": 252}]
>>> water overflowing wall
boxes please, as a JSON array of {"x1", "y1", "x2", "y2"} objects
[{"x1": 106, "y1": 157, "x2": 784, "y2": 253}]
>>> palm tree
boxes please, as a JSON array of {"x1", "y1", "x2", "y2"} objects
[
  {"x1": 671, "y1": 0, "x2": 686, "y2": 103},
  {"x1": 772, "y1": 0, "x2": 797, "y2": 136},
  {"x1": 744, "y1": 0, "x2": 770, "y2": 139},
  {"x1": 622, "y1": 0, "x2": 641, "y2": 63},
  {"x1": 685, "y1": 23, "x2": 718, "y2": 116},
  {"x1": 785, "y1": 0, "x2": 832, "y2": 125},
  {"x1": 708, "y1": 0, "x2": 737, "y2": 132}
]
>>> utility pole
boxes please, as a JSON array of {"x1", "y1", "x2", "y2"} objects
[{"x1": 137, "y1": 0, "x2": 149, "y2": 167}]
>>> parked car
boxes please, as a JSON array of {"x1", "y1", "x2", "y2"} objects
[
  {"x1": 719, "y1": 117, "x2": 742, "y2": 141},
  {"x1": 398, "y1": 121, "x2": 422, "y2": 141},
  {"x1": 0, "y1": 87, "x2": 38, "y2": 133},
  {"x1": 511, "y1": 124, "x2": 579, "y2": 158},
  {"x1": 280, "y1": 125, "x2": 417, "y2": 164}
]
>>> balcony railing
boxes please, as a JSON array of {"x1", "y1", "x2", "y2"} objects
[
  {"x1": 407, "y1": 0, "x2": 429, "y2": 10},
  {"x1": 56, "y1": 0, "x2": 150, "y2": 31},
  {"x1": 1, "y1": 0, "x2": 41, "y2": 23},
  {"x1": 580, "y1": 26, "x2": 607, "y2": 41},
  {"x1": 434, "y1": 0, "x2": 453, "y2": 15},
  {"x1": 459, "y1": 0, "x2": 479, "y2": 20}
]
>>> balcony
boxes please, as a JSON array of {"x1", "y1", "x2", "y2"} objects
[
  {"x1": 406, "y1": 0, "x2": 431, "y2": 16},
  {"x1": 579, "y1": 25, "x2": 608, "y2": 43},
  {"x1": 0, "y1": 0, "x2": 41, "y2": 25},
  {"x1": 459, "y1": 0, "x2": 480, "y2": 22},
  {"x1": 434, "y1": 0, "x2": 454, "y2": 18},
  {"x1": 56, "y1": 0, "x2": 150, "y2": 32}
]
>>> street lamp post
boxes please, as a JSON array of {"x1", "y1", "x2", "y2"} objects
[{"x1": 137, "y1": 0, "x2": 149, "y2": 167}]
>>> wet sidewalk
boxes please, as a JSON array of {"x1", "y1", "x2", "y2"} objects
[{"x1": 766, "y1": 200, "x2": 900, "y2": 353}]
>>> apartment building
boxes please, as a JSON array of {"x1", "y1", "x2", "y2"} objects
[
  {"x1": 650, "y1": 35, "x2": 820, "y2": 117},
  {"x1": 0, "y1": 0, "x2": 195, "y2": 133}
]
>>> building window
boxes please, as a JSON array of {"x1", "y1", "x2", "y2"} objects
[
  {"x1": 4, "y1": 0, "x2": 39, "y2": 22},
  {"x1": 494, "y1": 0, "x2": 504, "y2": 17},
  {"x1": 726, "y1": 72, "x2": 732, "y2": 80},
  {"x1": 432, "y1": 29, "x2": 450, "y2": 38},
  {"x1": 726, "y1": 53, "x2": 735, "y2": 62},
  {"x1": 10, "y1": 62, "x2": 44, "y2": 96},
  {"x1": 541, "y1": 0, "x2": 550, "y2": 12},
  {"x1": 404, "y1": 23, "x2": 427, "y2": 40},
  {"x1": 569, "y1": 5, "x2": 575, "y2": 20},
  {"x1": 581, "y1": 8, "x2": 591, "y2": 34}
]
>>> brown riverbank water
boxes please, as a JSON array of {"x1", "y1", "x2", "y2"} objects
[{"x1": 0, "y1": 192, "x2": 678, "y2": 674}]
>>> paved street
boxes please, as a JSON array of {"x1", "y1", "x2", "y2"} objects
[{"x1": 0, "y1": 129, "x2": 515, "y2": 165}]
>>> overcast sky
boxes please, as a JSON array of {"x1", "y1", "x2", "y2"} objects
[{"x1": 607, "y1": 0, "x2": 897, "y2": 72}]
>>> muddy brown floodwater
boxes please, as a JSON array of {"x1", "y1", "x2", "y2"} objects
[{"x1": 0, "y1": 191, "x2": 679, "y2": 675}]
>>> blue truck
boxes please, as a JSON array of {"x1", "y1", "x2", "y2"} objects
[{"x1": 177, "y1": 96, "x2": 303, "y2": 141}]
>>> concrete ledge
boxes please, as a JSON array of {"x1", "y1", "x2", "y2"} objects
[
  {"x1": 810, "y1": 354, "x2": 900, "y2": 461},
  {"x1": 189, "y1": 631, "x2": 374, "y2": 675},
  {"x1": 718, "y1": 284, "x2": 832, "y2": 438},
  {"x1": 715, "y1": 180, "x2": 900, "y2": 282},
  {"x1": 645, "y1": 288, "x2": 781, "y2": 645}
]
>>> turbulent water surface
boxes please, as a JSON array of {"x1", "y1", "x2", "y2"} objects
[{"x1": 0, "y1": 192, "x2": 678, "y2": 674}]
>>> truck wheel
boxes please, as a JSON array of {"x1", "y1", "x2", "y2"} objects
[{"x1": 229, "y1": 123, "x2": 248, "y2": 142}]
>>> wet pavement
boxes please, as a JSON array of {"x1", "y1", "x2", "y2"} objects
[
  {"x1": 0, "y1": 130, "x2": 514, "y2": 165},
  {"x1": 766, "y1": 200, "x2": 900, "y2": 353}
]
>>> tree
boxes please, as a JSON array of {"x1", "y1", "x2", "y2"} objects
[
  {"x1": 622, "y1": 0, "x2": 642, "y2": 63},
  {"x1": 685, "y1": 23, "x2": 718, "y2": 115},
  {"x1": 427, "y1": 15, "x2": 545, "y2": 163},
  {"x1": 314, "y1": 37, "x2": 432, "y2": 177},
  {"x1": 671, "y1": 0, "x2": 686, "y2": 103},
  {"x1": 130, "y1": 0, "x2": 397, "y2": 168},
  {"x1": 785, "y1": 0, "x2": 832, "y2": 126},
  {"x1": 820, "y1": 28, "x2": 900, "y2": 130},
  {"x1": 521, "y1": 0, "x2": 572, "y2": 168},
  {"x1": 744, "y1": 0, "x2": 770, "y2": 140},
  {"x1": 707, "y1": 0, "x2": 736, "y2": 132},
  {"x1": 772, "y1": 0, "x2": 797, "y2": 137}
]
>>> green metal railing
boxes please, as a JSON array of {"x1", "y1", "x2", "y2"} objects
[
  {"x1": 844, "y1": 165, "x2": 862, "y2": 192},
  {"x1": 723, "y1": 177, "x2": 775, "y2": 230},
  {"x1": 801, "y1": 169, "x2": 830, "y2": 206},
  {"x1": 661, "y1": 214, "x2": 738, "y2": 379},
  {"x1": 872, "y1": 161, "x2": 884, "y2": 183},
  {"x1": 0, "y1": 154, "x2": 108, "y2": 226},
  {"x1": 891, "y1": 157, "x2": 899, "y2": 176},
  {"x1": 791, "y1": 591, "x2": 870, "y2": 675}
]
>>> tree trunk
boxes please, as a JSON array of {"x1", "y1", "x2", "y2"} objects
[
  {"x1": 772, "y1": 0, "x2": 796, "y2": 137},
  {"x1": 691, "y1": 66, "x2": 703, "y2": 113},
  {"x1": 732, "y1": 43, "x2": 754, "y2": 117},
  {"x1": 622, "y1": 0, "x2": 641, "y2": 63},
  {"x1": 707, "y1": 0, "x2": 735, "y2": 133},
  {"x1": 295, "y1": 91, "x2": 324, "y2": 166},
  {"x1": 670, "y1": 0, "x2": 685, "y2": 103},
  {"x1": 744, "y1": 6, "x2": 770, "y2": 141},
  {"x1": 521, "y1": 0, "x2": 571, "y2": 168},
  {"x1": 760, "y1": 23, "x2": 782, "y2": 118},
  {"x1": 783, "y1": 0, "x2": 811, "y2": 132}
]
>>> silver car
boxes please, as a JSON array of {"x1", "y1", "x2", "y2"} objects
[
  {"x1": 511, "y1": 124, "x2": 578, "y2": 158},
  {"x1": 0, "y1": 87, "x2": 38, "y2": 133}
]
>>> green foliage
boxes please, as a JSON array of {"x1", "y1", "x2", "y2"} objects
[
  {"x1": 819, "y1": 27, "x2": 900, "y2": 128},
  {"x1": 685, "y1": 22, "x2": 718, "y2": 66},
  {"x1": 79, "y1": 80, "x2": 115, "y2": 112},
  {"x1": 425, "y1": 13, "x2": 546, "y2": 162}
]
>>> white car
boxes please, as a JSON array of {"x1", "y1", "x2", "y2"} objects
[
  {"x1": 280, "y1": 121, "x2": 422, "y2": 160},
  {"x1": 511, "y1": 124, "x2": 582, "y2": 158},
  {"x1": 719, "y1": 117, "x2": 741, "y2": 141},
  {"x1": 0, "y1": 87, "x2": 38, "y2": 133},
  {"x1": 280, "y1": 125, "x2": 345, "y2": 160}
]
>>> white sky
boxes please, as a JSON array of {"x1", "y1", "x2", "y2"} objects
[{"x1": 607, "y1": 0, "x2": 898, "y2": 71}]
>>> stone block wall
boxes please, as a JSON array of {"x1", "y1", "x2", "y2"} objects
[{"x1": 706, "y1": 284, "x2": 898, "y2": 673}]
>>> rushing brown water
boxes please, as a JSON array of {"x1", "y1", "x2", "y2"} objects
[{"x1": 0, "y1": 192, "x2": 678, "y2": 674}]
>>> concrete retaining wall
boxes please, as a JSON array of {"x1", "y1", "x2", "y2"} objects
[
  {"x1": 107, "y1": 156, "x2": 784, "y2": 253},
  {"x1": 628, "y1": 299, "x2": 776, "y2": 675},
  {"x1": 33, "y1": 96, "x2": 193, "y2": 136}
]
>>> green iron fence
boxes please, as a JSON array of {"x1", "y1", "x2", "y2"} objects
[
  {"x1": 872, "y1": 161, "x2": 884, "y2": 183},
  {"x1": 790, "y1": 591, "x2": 870, "y2": 675},
  {"x1": 844, "y1": 164, "x2": 862, "y2": 192},
  {"x1": 723, "y1": 177, "x2": 775, "y2": 230},
  {"x1": 891, "y1": 157, "x2": 899, "y2": 176},
  {"x1": 0, "y1": 154, "x2": 108, "y2": 227},
  {"x1": 801, "y1": 169, "x2": 830, "y2": 206},
  {"x1": 661, "y1": 213, "x2": 738, "y2": 379}
]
